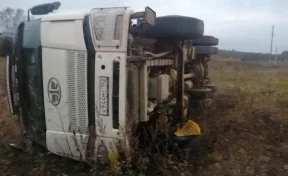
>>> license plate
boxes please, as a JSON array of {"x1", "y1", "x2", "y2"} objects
[{"x1": 99, "y1": 76, "x2": 109, "y2": 116}]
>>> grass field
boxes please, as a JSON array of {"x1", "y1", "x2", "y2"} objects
[
  {"x1": 198, "y1": 59, "x2": 288, "y2": 176},
  {"x1": 0, "y1": 57, "x2": 287, "y2": 175}
]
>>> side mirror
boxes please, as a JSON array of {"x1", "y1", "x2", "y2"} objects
[
  {"x1": 30, "y1": 1, "x2": 61, "y2": 15},
  {"x1": 131, "y1": 6, "x2": 156, "y2": 27},
  {"x1": 144, "y1": 7, "x2": 156, "y2": 26}
]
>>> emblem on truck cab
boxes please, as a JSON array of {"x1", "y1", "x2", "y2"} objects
[{"x1": 47, "y1": 77, "x2": 61, "y2": 106}]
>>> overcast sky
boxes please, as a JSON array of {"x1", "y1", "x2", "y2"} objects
[{"x1": 1, "y1": 0, "x2": 287, "y2": 53}]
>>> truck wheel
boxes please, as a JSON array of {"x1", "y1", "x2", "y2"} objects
[
  {"x1": 192, "y1": 36, "x2": 219, "y2": 46},
  {"x1": 186, "y1": 88, "x2": 212, "y2": 100},
  {"x1": 190, "y1": 98, "x2": 214, "y2": 109},
  {"x1": 202, "y1": 84, "x2": 217, "y2": 93},
  {"x1": 195, "y1": 46, "x2": 218, "y2": 55},
  {"x1": 144, "y1": 15, "x2": 204, "y2": 40}
]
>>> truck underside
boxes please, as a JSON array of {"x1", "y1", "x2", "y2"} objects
[{"x1": 5, "y1": 4, "x2": 219, "y2": 163}]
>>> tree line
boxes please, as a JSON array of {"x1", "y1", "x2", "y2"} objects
[
  {"x1": 217, "y1": 49, "x2": 288, "y2": 62},
  {"x1": 0, "y1": 7, "x2": 25, "y2": 56}
]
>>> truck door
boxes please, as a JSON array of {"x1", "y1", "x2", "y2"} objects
[
  {"x1": 21, "y1": 19, "x2": 46, "y2": 146},
  {"x1": 6, "y1": 20, "x2": 46, "y2": 147}
]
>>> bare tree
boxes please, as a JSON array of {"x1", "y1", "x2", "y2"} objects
[{"x1": 0, "y1": 8, "x2": 25, "y2": 34}]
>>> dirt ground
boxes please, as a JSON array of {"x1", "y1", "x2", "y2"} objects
[{"x1": 0, "y1": 57, "x2": 287, "y2": 176}]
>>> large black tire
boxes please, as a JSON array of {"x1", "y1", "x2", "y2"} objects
[
  {"x1": 195, "y1": 46, "x2": 218, "y2": 55},
  {"x1": 190, "y1": 98, "x2": 214, "y2": 109},
  {"x1": 144, "y1": 15, "x2": 204, "y2": 40},
  {"x1": 192, "y1": 35, "x2": 219, "y2": 46},
  {"x1": 186, "y1": 88, "x2": 212, "y2": 100}
]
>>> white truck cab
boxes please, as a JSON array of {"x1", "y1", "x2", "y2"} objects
[
  {"x1": 5, "y1": 1, "x2": 219, "y2": 164},
  {"x1": 42, "y1": 8, "x2": 135, "y2": 161}
]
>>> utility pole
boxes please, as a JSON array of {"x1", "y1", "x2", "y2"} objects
[
  {"x1": 274, "y1": 47, "x2": 278, "y2": 62},
  {"x1": 269, "y1": 25, "x2": 275, "y2": 62}
]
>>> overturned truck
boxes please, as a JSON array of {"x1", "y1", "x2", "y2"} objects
[{"x1": 5, "y1": 2, "x2": 219, "y2": 163}]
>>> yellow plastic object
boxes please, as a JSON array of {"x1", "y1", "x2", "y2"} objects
[{"x1": 174, "y1": 120, "x2": 201, "y2": 136}]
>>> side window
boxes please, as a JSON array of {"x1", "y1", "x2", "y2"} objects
[
  {"x1": 23, "y1": 19, "x2": 41, "y2": 65},
  {"x1": 23, "y1": 19, "x2": 41, "y2": 48}
]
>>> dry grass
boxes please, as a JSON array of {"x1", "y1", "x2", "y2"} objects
[
  {"x1": 197, "y1": 59, "x2": 288, "y2": 176},
  {"x1": 0, "y1": 57, "x2": 287, "y2": 175}
]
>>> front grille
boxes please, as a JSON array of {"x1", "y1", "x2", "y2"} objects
[{"x1": 66, "y1": 50, "x2": 88, "y2": 134}]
